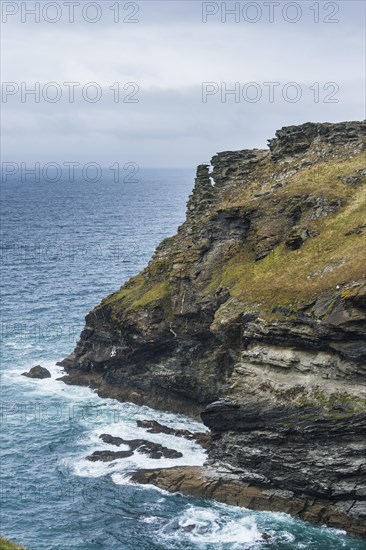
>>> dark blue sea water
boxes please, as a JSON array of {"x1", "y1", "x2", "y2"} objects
[{"x1": 1, "y1": 171, "x2": 365, "y2": 549}]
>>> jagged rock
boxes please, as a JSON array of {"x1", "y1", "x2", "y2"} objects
[
  {"x1": 21, "y1": 365, "x2": 51, "y2": 379},
  {"x1": 136, "y1": 419, "x2": 210, "y2": 448},
  {"x1": 186, "y1": 164, "x2": 215, "y2": 220},
  {"x1": 268, "y1": 121, "x2": 365, "y2": 162},
  {"x1": 97, "y1": 434, "x2": 183, "y2": 459},
  {"x1": 211, "y1": 149, "x2": 267, "y2": 187}
]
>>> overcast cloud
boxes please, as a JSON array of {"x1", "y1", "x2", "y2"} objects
[{"x1": 1, "y1": 0, "x2": 365, "y2": 167}]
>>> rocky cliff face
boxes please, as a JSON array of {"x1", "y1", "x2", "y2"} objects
[{"x1": 60, "y1": 120, "x2": 366, "y2": 536}]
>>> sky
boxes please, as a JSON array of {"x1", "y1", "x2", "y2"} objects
[{"x1": 1, "y1": 0, "x2": 365, "y2": 168}]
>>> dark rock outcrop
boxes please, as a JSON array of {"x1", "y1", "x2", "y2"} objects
[
  {"x1": 61, "y1": 120, "x2": 366, "y2": 536},
  {"x1": 99, "y1": 434, "x2": 125, "y2": 446},
  {"x1": 186, "y1": 164, "x2": 215, "y2": 219},
  {"x1": 87, "y1": 449, "x2": 134, "y2": 462},
  {"x1": 268, "y1": 121, "x2": 365, "y2": 162},
  {"x1": 136, "y1": 420, "x2": 210, "y2": 448},
  {"x1": 88, "y1": 435, "x2": 183, "y2": 460},
  {"x1": 201, "y1": 401, "x2": 366, "y2": 535},
  {"x1": 22, "y1": 365, "x2": 51, "y2": 379}
]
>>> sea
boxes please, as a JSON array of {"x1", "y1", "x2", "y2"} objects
[{"x1": 1, "y1": 170, "x2": 365, "y2": 549}]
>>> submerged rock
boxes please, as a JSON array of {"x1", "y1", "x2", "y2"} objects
[{"x1": 21, "y1": 365, "x2": 51, "y2": 379}]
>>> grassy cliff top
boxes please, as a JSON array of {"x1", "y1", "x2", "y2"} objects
[
  {"x1": 208, "y1": 153, "x2": 365, "y2": 308},
  {"x1": 97, "y1": 122, "x2": 365, "y2": 321}
]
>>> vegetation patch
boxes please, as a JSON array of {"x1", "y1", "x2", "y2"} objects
[
  {"x1": 207, "y1": 180, "x2": 365, "y2": 310},
  {"x1": 0, "y1": 538, "x2": 26, "y2": 550},
  {"x1": 128, "y1": 281, "x2": 171, "y2": 310},
  {"x1": 297, "y1": 388, "x2": 366, "y2": 414},
  {"x1": 99, "y1": 271, "x2": 173, "y2": 321}
]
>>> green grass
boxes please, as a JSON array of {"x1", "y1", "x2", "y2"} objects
[
  {"x1": 129, "y1": 281, "x2": 170, "y2": 309},
  {"x1": 275, "y1": 154, "x2": 365, "y2": 201},
  {"x1": 100, "y1": 272, "x2": 173, "y2": 321},
  {"x1": 220, "y1": 150, "x2": 365, "y2": 208},
  {"x1": 208, "y1": 153, "x2": 366, "y2": 309},
  {"x1": 0, "y1": 538, "x2": 26, "y2": 550}
]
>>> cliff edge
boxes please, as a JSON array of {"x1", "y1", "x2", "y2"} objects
[{"x1": 60, "y1": 120, "x2": 366, "y2": 536}]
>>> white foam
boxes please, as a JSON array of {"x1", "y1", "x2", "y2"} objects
[
  {"x1": 159, "y1": 504, "x2": 263, "y2": 548},
  {"x1": 3, "y1": 360, "x2": 117, "y2": 408},
  {"x1": 70, "y1": 411, "x2": 207, "y2": 483}
]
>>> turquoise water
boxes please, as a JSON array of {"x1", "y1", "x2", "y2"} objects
[{"x1": 1, "y1": 172, "x2": 365, "y2": 549}]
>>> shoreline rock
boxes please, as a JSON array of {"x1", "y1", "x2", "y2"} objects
[
  {"x1": 58, "y1": 370, "x2": 204, "y2": 419},
  {"x1": 131, "y1": 465, "x2": 366, "y2": 538}
]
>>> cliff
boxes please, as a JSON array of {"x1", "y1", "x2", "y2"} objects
[{"x1": 60, "y1": 120, "x2": 366, "y2": 536}]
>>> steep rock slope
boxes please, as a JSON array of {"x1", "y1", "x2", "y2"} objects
[{"x1": 61, "y1": 121, "x2": 366, "y2": 535}]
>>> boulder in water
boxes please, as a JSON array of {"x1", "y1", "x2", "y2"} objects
[{"x1": 22, "y1": 365, "x2": 51, "y2": 379}]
